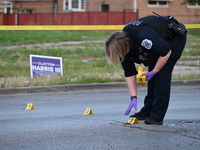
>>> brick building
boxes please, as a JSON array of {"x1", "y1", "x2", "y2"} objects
[
  {"x1": 0, "y1": 0, "x2": 200, "y2": 24},
  {"x1": 86, "y1": 0, "x2": 200, "y2": 23},
  {"x1": 137, "y1": 0, "x2": 200, "y2": 23}
]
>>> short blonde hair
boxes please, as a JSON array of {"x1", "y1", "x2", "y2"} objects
[{"x1": 105, "y1": 31, "x2": 130, "y2": 66}]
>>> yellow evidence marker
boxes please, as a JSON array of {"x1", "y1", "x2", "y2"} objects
[
  {"x1": 82, "y1": 108, "x2": 94, "y2": 115},
  {"x1": 136, "y1": 66, "x2": 147, "y2": 84},
  {"x1": 124, "y1": 117, "x2": 140, "y2": 124},
  {"x1": 25, "y1": 103, "x2": 35, "y2": 110}
]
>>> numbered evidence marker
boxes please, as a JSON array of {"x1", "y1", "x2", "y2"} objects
[
  {"x1": 136, "y1": 66, "x2": 147, "y2": 84},
  {"x1": 125, "y1": 117, "x2": 140, "y2": 124},
  {"x1": 82, "y1": 108, "x2": 94, "y2": 115},
  {"x1": 25, "y1": 103, "x2": 35, "y2": 110}
]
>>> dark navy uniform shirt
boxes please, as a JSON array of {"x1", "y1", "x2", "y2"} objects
[{"x1": 121, "y1": 16, "x2": 171, "y2": 77}]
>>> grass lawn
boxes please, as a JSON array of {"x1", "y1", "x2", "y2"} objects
[{"x1": 0, "y1": 29, "x2": 199, "y2": 88}]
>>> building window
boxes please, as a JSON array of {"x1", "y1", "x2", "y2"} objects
[
  {"x1": 187, "y1": 0, "x2": 200, "y2": 8},
  {"x1": 148, "y1": 1, "x2": 168, "y2": 7},
  {"x1": 64, "y1": 0, "x2": 85, "y2": 11},
  {"x1": 102, "y1": 4, "x2": 109, "y2": 12},
  {"x1": 26, "y1": 9, "x2": 33, "y2": 14},
  {"x1": 0, "y1": 1, "x2": 12, "y2": 13},
  {"x1": 72, "y1": 0, "x2": 78, "y2": 9}
]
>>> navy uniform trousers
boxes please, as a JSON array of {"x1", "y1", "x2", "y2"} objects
[{"x1": 140, "y1": 33, "x2": 187, "y2": 122}]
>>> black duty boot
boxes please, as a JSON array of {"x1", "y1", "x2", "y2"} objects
[
  {"x1": 130, "y1": 112, "x2": 149, "y2": 120},
  {"x1": 144, "y1": 117, "x2": 163, "y2": 125}
]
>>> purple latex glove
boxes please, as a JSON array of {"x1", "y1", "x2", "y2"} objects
[
  {"x1": 124, "y1": 98, "x2": 137, "y2": 115},
  {"x1": 142, "y1": 71, "x2": 156, "y2": 81}
]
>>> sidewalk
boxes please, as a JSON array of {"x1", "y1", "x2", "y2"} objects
[{"x1": 174, "y1": 56, "x2": 200, "y2": 76}]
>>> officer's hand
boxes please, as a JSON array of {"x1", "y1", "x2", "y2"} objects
[
  {"x1": 142, "y1": 71, "x2": 156, "y2": 81},
  {"x1": 124, "y1": 98, "x2": 137, "y2": 115}
]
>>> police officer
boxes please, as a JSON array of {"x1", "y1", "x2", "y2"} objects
[{"x1": 105, "y1": 15, "x2": 187, "y2": 125}]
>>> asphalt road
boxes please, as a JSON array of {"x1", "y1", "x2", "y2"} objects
[{"x1": 0, "y1": 85, "x2": 200, "y2": 150}]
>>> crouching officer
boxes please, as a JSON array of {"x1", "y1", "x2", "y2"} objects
[{"x1": 105, "y1": 14, "x2": 187, "y2": 125}]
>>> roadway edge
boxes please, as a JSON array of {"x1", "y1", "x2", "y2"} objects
[{"x1": 0, "y1": 80, "x2": 199, "y2": 95}]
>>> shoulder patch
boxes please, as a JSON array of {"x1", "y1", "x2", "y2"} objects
[{"x1": 141, "y1": 39, "x2": 153, "y2": 50}]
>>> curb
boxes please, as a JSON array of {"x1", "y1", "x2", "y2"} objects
[{"x1": 0, "y1": 80, "x2": 199, "y2": 95}]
